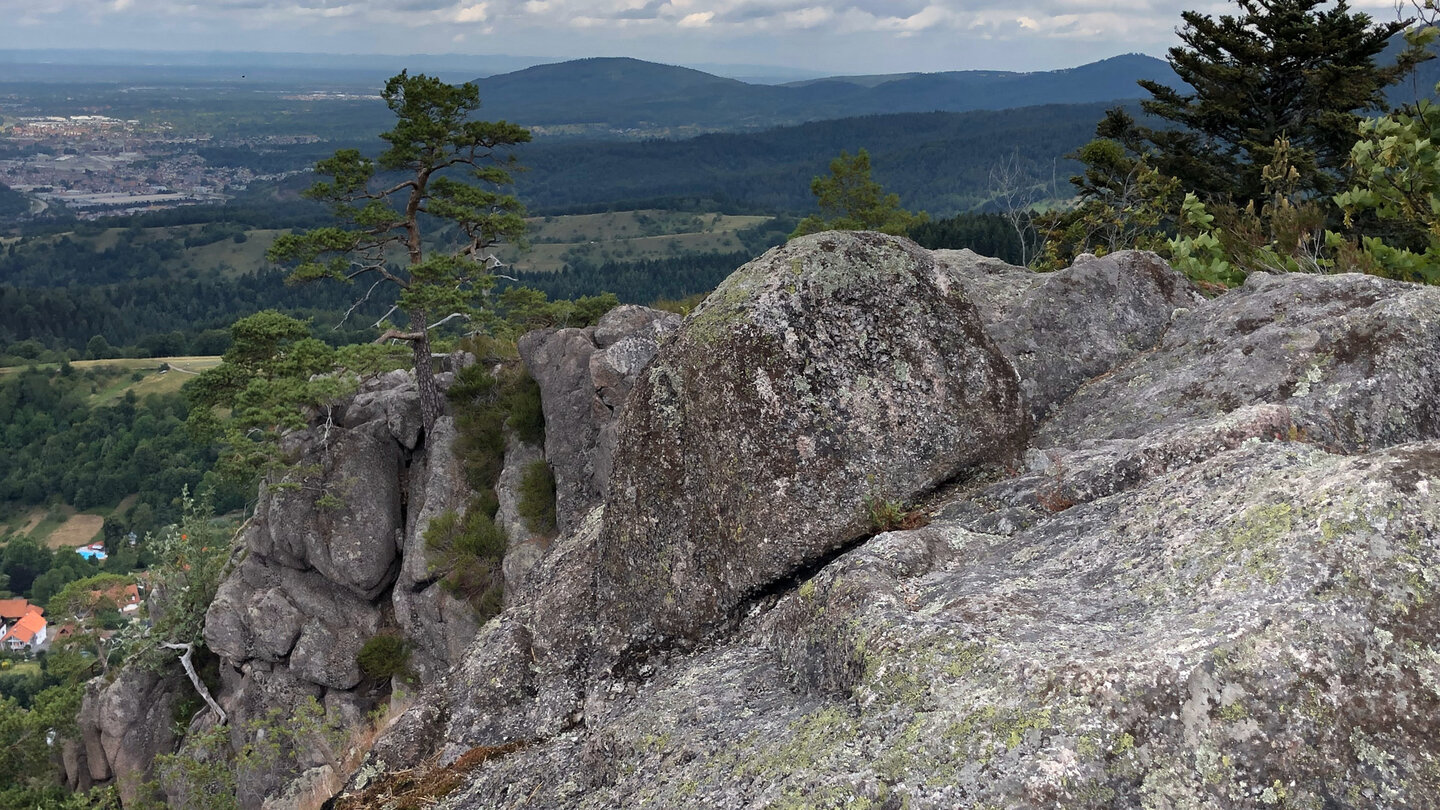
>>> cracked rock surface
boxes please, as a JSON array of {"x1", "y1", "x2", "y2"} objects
[{"x1": 345, "y1": 235, "x2": 1440, "y2": 810}]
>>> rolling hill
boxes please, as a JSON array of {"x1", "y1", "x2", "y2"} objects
[{"x1": 471, "y1": 54, "x2": 1178, "y2": 135}]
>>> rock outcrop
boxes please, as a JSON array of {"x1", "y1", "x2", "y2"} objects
[
  {"x1": 595, "y1": 232, "x2": 1027, "y2": 667},
  {"x1": 343, "y1": 234, "x2": 1440, "y2": 810},
  {"x1": 70, "y1": 666, "x2": 186, "y2": 807},
  {"x1": 518, "y1": 305, "x2": 680, "y2": 534},
  {"x1": 150, "y1": 309, "x2": 681, "y2": 809}
]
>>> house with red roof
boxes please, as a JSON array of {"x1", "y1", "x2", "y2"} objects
[
  {"x1": 0, "y1": 598, "x2": 48, "y2": 653},
  {"x1": 0, "y1": 598, "x2": 41, "y2": 624},
  {"x1": 89, "y1": 582, "x2": 142, "y2": 614},
  {"x1": 1, "y1": 611, "x2": 47, "y2": 653}
]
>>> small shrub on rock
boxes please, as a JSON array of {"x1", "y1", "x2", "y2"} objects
[
  {"x1": 517, "y1": 460, "x2": 557, "y2": 537},
  {"x1": 424, "y1": 507, "x2": 506, "y2": 620},
  {"x1": 357, "y1": 632, "x2": 412, "y2": 683}
]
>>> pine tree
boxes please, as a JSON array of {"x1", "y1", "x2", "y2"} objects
[
  {"x1": 268, "y1": 71, "x2": 531, "y2": 433},
  {"x1": 790, "y1": 149, "x2": 927, "y2": 238}
]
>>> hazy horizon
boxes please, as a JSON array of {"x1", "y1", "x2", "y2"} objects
[{"x1": 5, "y1": 0, "x2": 1406, "y2": 76}]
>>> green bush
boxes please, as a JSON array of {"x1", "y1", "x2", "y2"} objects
[
  {"x1": 517, "y1": 461, "x2": 557, "y2": 537},
  {"x1": 504, "y1": 373, "x2": 545, "y2": 445},
  {"x1": 424, "y1": 507, "x2": 506, "y2": 620},
  {"x1": 356, "y1": 632, "x2": 411, "y2": 683},
  {"x1": 447, "y1": 363, "x2": 545, "y2": 491}
]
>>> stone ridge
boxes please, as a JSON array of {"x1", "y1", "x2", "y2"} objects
[
  {"x1": 592, "y1": 231, "x2": 1028, "y2": 672},
  {"x1": 286, "y1": 236, "x2": 1440, "y2": 809}
]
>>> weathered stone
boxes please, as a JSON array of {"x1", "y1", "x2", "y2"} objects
[
  {"x1": 593, "y1": 231, "x2": 1027, "y2": 669},
  {"x1": 87, "y1": 666, "x2": 185, "y2": 807},
  {"x1": 1038, "y1": 270, "x2": 1440, "y2": 452},
  {"x1": 224, "y1": 666, "x2": 329, "y2": 810},
  {"x1": 938, "y1": 249, "x2": 1202, "y2": 421},
  {"x1": 251, "y1": 419, "x2": 403, "y2": 600},
  {"x1": 61, "y1": 736, "x2": 92, "y2": 792},
  {"x1": 438, "y1": 437, "x2": 1440, "y2": 809},
  {"x1": 341, "y1": 370, "x2": 423, "y2": 449},
  {"x1": 77, "y1": 679, "x2": 110, "y2": 784},
  {"x1": 495, "y1": 433, "x2": 546, "y2": 550},
  {"x1": 282, "y1": 568, "x2": 383, "y2": 690},
  {"x1": 390, "y1": 416, "x2": 483, "y2": 682},
  {"x1": 519, "y1": 305, "x2": 680, "y2": 533}
]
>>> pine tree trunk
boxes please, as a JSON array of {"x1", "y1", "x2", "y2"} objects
[{"x1": 410, "y1": 308, "x2": 442, "y2": 434}]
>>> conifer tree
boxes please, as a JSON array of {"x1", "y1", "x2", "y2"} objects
[
  {"x1": 1116, "y1": 0, "x2": 1426, "y2": 207},
  {"x1": 790, "y1": 149, "x2": 927, "y2": 238},
  {"x1": 268, "y1": 71, "x2": 530, "y2": 433}
]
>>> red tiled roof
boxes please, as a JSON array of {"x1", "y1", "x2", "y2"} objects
[
  {"x1": 89, "y1": 583, "x2": 141, "y2": 607},
  {"x1": 0, "y1": 599, "x2": 42, "y2": 621},
  {"x1": 1, "y1": 612, "x2": 46, "y2": 645}
]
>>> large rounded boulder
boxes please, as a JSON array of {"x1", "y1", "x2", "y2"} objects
[{"x1": 594, "y1": 231, "x2": 1027, "y2": 667}]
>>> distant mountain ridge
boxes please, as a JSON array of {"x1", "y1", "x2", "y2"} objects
[{"x1": 472, "y1": 54, "x2": 1180, "y2": 136}]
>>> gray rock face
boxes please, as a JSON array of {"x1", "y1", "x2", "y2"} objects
[
  {"x1": 251, "y1": 419, "x2": 403, "y2": 601},
  {"x1": 190, "y1": 309, "x2": 679, "y2": 808},
  {"x1": 497, "y1": 434, "x2": 549, "y2": 600},
  {"x1": 937, "y1": 249, "x2": 1203, "y2": 421},
  {"x1": 519, "y1": 304, "x2": 680, "y2": 534},
  {"x1": 394, "y1": 416, "x2": 482, "y2": 683},
  {"x1": 594, "y1": 231, "x2": 1026, "y2": 667},
  {"x1": 443, "y1": 438, "x2": 1440, "y2": 810},
  {"x1": 1037, "y1": 270, "x2": 1440, "y2": 451},
  {"x1": 342, "y1": 237, "x2": 1440, "y2": 810},
  {"x1": 77, "y1": 667, "x2": 185, "y2": 807},
  {"x1": 194, "y1": 371, "x2": 477, "y2": 808}
]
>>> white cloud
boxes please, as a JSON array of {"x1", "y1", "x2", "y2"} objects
[
  {"x1": 0, "y1": 0, "x2": 1252, "y2": 73},
  {"x1": 677, "y1": 10, "x2": 714, "y2": 27},
  {"x1": 454, "y1": 2, "x2": 489, "y2": 21}
]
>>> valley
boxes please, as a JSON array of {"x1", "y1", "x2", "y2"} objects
[{"x1": 6, "y1": 23, "x2": 1439, "y2": 807}]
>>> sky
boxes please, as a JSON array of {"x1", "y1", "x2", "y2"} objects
[{"x1": 0, "y1": 0, "x2": 1410, "y2": 75}]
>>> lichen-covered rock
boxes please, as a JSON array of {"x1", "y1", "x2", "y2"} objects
[
  {"x1": 281, "y1": 249, "x2": 1440, "y2": 810},
  {"x1": 394, "y1": 416, "x2": 482, "y2": 682},
  {"x1": 938, "y1": 249, "x2": 1202, "y2": 421},
  {"x1": 496, "y1": 433, "x2": 550, "y2": 599},
  {"x1": 438, "y1": 437, "x2": 1440, "y2": 809},
  {"x1": 79, "y1": 666, "x2": 185, "y2": 807},
  {"x1": 593, "y1": 231, "x2": 1026, "y2": 668},
  {"x1": 1038, "y1": 270, "x2": 1440, "y2": 451},
  {"x1": 518, "y1": 305, "x2": 680, "y2": 533},
  {"x1": 251, "y1": 419, "x2": 403, "y2": 601}
]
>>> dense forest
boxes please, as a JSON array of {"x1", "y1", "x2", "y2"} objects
[{"x1": 0, "y1": 365, "x2": 227, "y2": 520}]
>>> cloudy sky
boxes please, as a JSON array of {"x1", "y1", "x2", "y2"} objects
[{"x1": 0, "y1": 0, "x2": 1409, "y2": 74}]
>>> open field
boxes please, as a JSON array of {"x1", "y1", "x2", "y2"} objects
[
  {"x1": 0, "y1": 355, "x2": 222, "y2": 401},
  {"x1": 48, "y1": 513, "x2": 105, "y2": 549},
  {"x1": 500, "y1": 210, "x2": 771, "y2": 273},
  {"x1": 1, "y1": 504, "x2": 111, "y2": 549},
  {"x1": 12, "y1": 210, "x2": 771, "y2": 280},
  {"x1": 15, "y1": 508, "x2": 45, "y2": 537}
]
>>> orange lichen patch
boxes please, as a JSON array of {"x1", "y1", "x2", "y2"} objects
[{"x1": 329, "y1": 740, "x2": 529, "y2": 810}]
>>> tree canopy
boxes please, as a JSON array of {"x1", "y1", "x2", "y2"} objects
[
  {"x1": 268, "y1": 71, "x2": 532, "y2": 432},
  {"x1": 1120, "y1": 0, "x2": 1425, "y2": 207},
  {"x1": 790, "y1": 148, "x2": 927, "y2": 238}
]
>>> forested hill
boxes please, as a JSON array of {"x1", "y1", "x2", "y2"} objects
[
  {"x1": 471, "y1": 54, "x2": 1178, "y2": 134},
  {"x1": 517, "y1": 102, "x2": 1117, "y2": 216}
]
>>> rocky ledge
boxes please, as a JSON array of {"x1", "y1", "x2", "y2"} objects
[{"x1": 341, "y1": 232, "x2": 1440, "y2": 810}]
